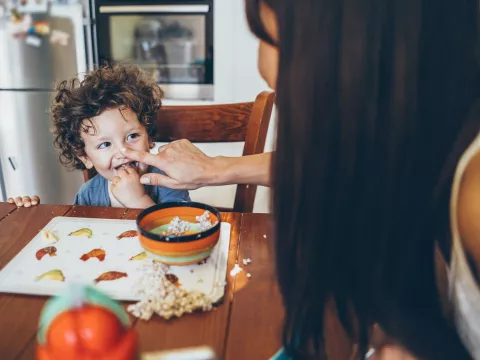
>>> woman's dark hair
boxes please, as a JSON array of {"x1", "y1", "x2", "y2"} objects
[
  {"x1": 52, "y1": 63, "x2": 163, "y2": 170},
  {"x1": 247, "y1": 0, "x2": 480, "y2": 358}
]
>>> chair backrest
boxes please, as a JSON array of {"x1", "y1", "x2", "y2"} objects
[{"x1": 83, "y1": 91, "x2": 275, "y2": 212}]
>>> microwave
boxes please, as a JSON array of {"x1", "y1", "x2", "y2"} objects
[{"x1": 92, "y1": 0, "x2": 214, "y2": 100}]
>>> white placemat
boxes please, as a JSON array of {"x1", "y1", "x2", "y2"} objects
[{"x1": 0, "y1": 217, "x2": 231, "y2": 302}]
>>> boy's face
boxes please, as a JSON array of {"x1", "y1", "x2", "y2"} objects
[{"x1": 79, "y1": 107, "x2": 151, "y2": 181}]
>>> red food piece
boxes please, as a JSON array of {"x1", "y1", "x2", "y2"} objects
[
  {"x1": 80, "y1": 249, "x2": 106, "y2": 262},
  {"x1": 94, "y1": 271, "x2": 128, "y2": 284},
  {"x1": 165, "y1": 273, "x2": 181, "y2": 287},
  {"x1": 116, "y1": 230, "x2": 138, "y2": 240},
  {"x1": 36, "y1": 246, "x2": 57, "y2": 260}
]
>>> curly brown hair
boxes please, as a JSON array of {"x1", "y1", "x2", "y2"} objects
[{"x1": 52, "y1": 63, "x2": 163, "y2": 171}]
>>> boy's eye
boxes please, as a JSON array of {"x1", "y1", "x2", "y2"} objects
[
  {"x1": 97, "y1": 142, "x2": 111, "y2": 149},
  {"x1": 127, "y1": 133, "x2": 140, "y2": 141}
]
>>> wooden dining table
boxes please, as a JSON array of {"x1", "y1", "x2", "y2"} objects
[{"x1": 0, "y1": 202, "x2": 284, "y2": 360}]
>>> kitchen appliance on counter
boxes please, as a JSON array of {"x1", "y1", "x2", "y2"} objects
[
  {"x1": 0, "y1": 3, "x2": 89, "y2": 204},
  {"x1": 94, "y1": 0, "x2": 214, "y2": 100}
]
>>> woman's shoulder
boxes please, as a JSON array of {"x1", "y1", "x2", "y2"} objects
[{"x1": 457, "y1": 150, "x2": 480, "y2": 274}]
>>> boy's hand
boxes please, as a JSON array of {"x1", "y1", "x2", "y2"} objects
[
  {"x1": 7, "y1": 195, "x2": 40, "y2": 207},
  {"x1": 111, "y1": 168, "x2": 154, "y2": 209}
]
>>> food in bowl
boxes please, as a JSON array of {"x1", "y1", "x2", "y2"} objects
[
  {"x1": 151, "y1": 210, "x2": 217, "y2": 237},
  {"x1": 136, "y1": 202, "x2": 221, "y2": 266}
]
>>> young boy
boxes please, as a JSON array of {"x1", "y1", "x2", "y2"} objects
[{"x1": 9, "y1": 64, "x2": 189, "y2": 208}]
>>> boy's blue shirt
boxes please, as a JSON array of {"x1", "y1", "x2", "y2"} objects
[{"x1": 73, "y1": 166, "x2": 190, "y2": 206}]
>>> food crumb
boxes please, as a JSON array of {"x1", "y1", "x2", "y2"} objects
[
  {"x1": 197, "y1": 256, "x2": 209, "y2": 265},
  {"x1": 165, "y1": 273, "x2": 179, "y2": 285},
  {"x1": 247, "y1": 273, "x2": 252, "y2": 278},
  {"x1": 242, "y1": 258, "x2": 252, "y2": 266},
  {"x1": 263, "y1": 234, "x2": 267, "y2": 239},
  {"x1": 230, "y1": 263, "x2": 243, "y2": 277}
]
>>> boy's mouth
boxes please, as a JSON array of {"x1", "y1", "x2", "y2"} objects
[{"x1": 113, "y1": 161, "x2": 139, "y2": 171}]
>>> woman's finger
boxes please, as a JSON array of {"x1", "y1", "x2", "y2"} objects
[
  {"x1": 31, "y1": 195, "x2": 40, "y2": 205},
  {"x1": 140, "y1": 173, "x2": 180, "y2": 188},
  {"x1": 121, "y1": 147, "x2": 167, "y2": 168},
  {"x1": 7, "y1": 197, "x2": 14, "y2": 204}
]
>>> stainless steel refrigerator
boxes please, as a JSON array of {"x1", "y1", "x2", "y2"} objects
[{"x1": 0, "y1": 4, "x2": 91, "y2": 204}]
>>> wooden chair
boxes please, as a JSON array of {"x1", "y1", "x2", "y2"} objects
[{"x1": 83, "y1": 91, "x2": 275, "y2": 212}]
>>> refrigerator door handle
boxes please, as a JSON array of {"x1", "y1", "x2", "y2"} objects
[
  {"x1": 83, "y1": 2, "x2": 96, "y2": 71},
  {"x1": 0, "y1": 157, "x2": 6, "y2": 201},
  {"x1": 8, "y1": 157, "x2": 16, "y2": 171},
  {"x1": 83, "y1": 17, "x2": 95, "y2": 71}
]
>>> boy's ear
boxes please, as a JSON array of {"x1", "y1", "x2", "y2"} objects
[{"x1": 78, "y1": 156, "x2": 94, "y2": 169}]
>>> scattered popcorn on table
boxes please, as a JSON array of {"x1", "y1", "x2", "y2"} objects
[
  {"x1": 127, "y1": 261, "x2": 214, "y2": 321},
  {"x1": 242, "y1": 258, "x2": 252, "y2": 266},
  {"x1": 230, "y1": 263, "x2": 243, "y2": 277}
]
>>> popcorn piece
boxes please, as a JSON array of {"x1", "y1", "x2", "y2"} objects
[
  {"x1": 127, "y1": 261, "x2": 214, "y2": 321},
  {"x1": 215, "y1": 280, "x2": 227, "y2": 288},
  {"x1": 162, "y1": 216, "x2": 191, "y2": 236},
  {"x1": 263, "y1": 234, "x2": 267, "y2": 239},
  {"x1": 242, "y1": 258, "x2": 252, "y2": 266},
  {"x1": 161, "y1": 211, "x2": 218, "y2": 238},
  {"x1": 230, "y1": 264, "x2": 243, "y2": 277},
  {"x1": 247, "y1": 273, "x2": 252, "y2": 278},
  {"x1": 196, "y1": 211, "x2": 218, "y2": 231}
]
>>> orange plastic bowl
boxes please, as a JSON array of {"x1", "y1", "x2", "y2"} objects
[{"x1": 136, "y1": 202, "x2": 221, "y2": 266}]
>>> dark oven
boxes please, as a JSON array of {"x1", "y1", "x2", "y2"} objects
[{"x1": 92, "y1": 0, "x2": 214, "y2": 100}]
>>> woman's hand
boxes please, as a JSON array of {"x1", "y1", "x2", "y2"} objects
[
  {"x1": 121, "y1": 139, "x2": 220, "y2": 190},
  {"x1": 121, "y1": 139, "x2": 272, "y2": 189},
  {"x1": 7, "y1": 195, "x2": 40, "y2": 207}
]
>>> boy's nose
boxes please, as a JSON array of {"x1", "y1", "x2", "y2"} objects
[
  {"x1": 114, "y1": 148, "x2": 127, "y2": 159},
  {"x1": 114, "y1": 145, "x2": 132, "y2": 159}
]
